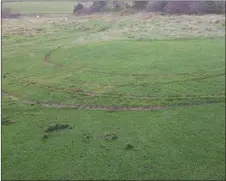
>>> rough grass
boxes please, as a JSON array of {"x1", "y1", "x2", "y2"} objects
[
  {"x1": 2, "y1": 13, "x2": 225, "y2": 180},
  {"x1": 2, "y1": 13, "x2": 225, "y2": 38}
]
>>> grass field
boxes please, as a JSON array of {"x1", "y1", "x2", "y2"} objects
[
  {"x1": 3, "y1": 1, "x2": 76, "y2": 13},
  {"x1": 2, "y1": 8, "x2": 225, "y2": 180}
]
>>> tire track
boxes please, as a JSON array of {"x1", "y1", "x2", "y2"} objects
[
  {"x1": 5, "y1": 74, "x2": 225, "y2": 100},
  {"x1": 44, "y1": 42, "x2": 225, "y2": 78},
  {"x1": 2, "y1": 91, "x2": 224, "y2": 112},
  {"x1": 4, "y1": 41, "x2": 222, "y2": 111}
]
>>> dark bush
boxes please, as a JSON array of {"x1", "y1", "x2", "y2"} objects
[
  {"x1": 144, "y1": 1, "x2": 225, "y2": 14},
  {"x1": 146, "y1": 1, "x2": 167, "y2": 12},
  {"x1": 163, "y1": 1, "x2": 192, "y2": 14},
  {"x1": 89, "y1": 1, "x2": 107, "y2": 13},
  {"x1": 132, "y1": 1, "x2": 149, "y2": 10},
  {"x1": 125, "y1": 143, "x2": 134, "y2": 150},
  {"x1": 74, "y1": 1, "x2": 124, "y2": 15},
  {"x1": 112, "y1": 1, "x2": 123, "y2": 12},
  {"x1": 2, "y1": 118, "x2": 16, "y2": 125},
  {"x1": 73, "y1": 1, "x2": 225, "y2": 15},
  {"x1": 42, "y1": 133, "x2": 49, "y2": 140},
  {"x1": 189, "y1": 1, "x2": 225, "y2": 14},
  {"x1": 2, "y1": 7, "x2": 20, "y2": 19},
  {"x1": 44, "y1": 123, "x2": 71, "y2": 133},
  {"x1": 73, "y1": 3, "x2": 84, "y2": 14}
]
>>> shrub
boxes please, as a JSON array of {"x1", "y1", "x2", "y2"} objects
[
  {"x1": 146, "y1": 1, "x2": 167, "y2": 12},
  {"x1": 125, "y1": 143, "x2": 134, "y2": 150},
  {"x1": 163, "y1": 1, "x2": 192, "y2": 14},
  {"x1": 145, "y1": 1, "x2": 225, "y2": 14},
  {"x1": 189, "y1": 1, "x2": 225, "y2": 14},
  {"x1": 112, "y1": 1, "x2": 123, "y2": 12},
  {"x1": 132, "y1": 1, "x2": 149, "y2": 10},
  {"x1": 2, "y1": 118, "x2": 16, "y2": 125},
  {"x1": 44, "y1": 123, "x2": 71, "y2": 133},
  {"x1": 89, "y1": 1, "x2": 107, "y2": 13},
  {"x1": 42, "y1": 133, "x2": 49, "y2": 140},
  {"x1": 73, "y1": 3, "x2": 84, "y2": 14},
  {"x1": 2, "y1": 7, "x2": 20, "y2": 19}
]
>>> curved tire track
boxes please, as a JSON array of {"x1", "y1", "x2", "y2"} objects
[
  {"x1": 6, "y1": 74, "x2": 225, "y2": 100},
  {"x1": 5, "y1": 41, "x2": 218, "y2": 111},
  {"x1": 44, "y1": 42, "x2": 225, "y2": 78}
]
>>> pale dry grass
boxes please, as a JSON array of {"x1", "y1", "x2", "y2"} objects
[{"x1": 2, "y1": 13, "x2": 225, "y2": 39}]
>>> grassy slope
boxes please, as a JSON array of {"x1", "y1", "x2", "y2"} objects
[{"x1": 2, "y1": 14, "x2": 225, "y2": 180}]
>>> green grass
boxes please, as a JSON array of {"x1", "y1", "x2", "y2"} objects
[
  {"x1": 3, "y1": 2, "x2": 75, "y2": 13},
  {"x1": 2, "y1": 38, "x2": 225, "y2": 107},
  {"x1": 2, "y1": 98, "x2": 225, "y2": 180},
  {"x1": 2, "y1": 14, "x2": 225, "y2": 180}
]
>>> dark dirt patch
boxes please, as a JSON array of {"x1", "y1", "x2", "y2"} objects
[
  {"x1": 104, "y1": 133, "x2": 118, "y2": 141},
  {"x1": 2, "y1": 118, "x2": 16, "y2": 125}
]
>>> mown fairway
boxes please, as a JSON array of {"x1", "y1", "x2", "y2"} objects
[{"x1": 2, "y1": 7, "x2": 225, "y2": 180}]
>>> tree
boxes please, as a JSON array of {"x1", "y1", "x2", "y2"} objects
[{"x1": 132, "y1": 1, "x2": 149, "y2": 10}]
